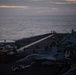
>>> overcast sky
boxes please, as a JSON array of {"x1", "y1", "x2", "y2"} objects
[{"x1": 0, "y1": 0, "x2": 76, "y2": 15}]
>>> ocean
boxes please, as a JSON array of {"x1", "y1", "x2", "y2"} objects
[{"x1": 0, "y1": 15, "x2": 76, "y2": 40}]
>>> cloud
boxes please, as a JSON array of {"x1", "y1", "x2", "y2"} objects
[
  {"x1": 0, "y1": 0, "x2": 76, "y2": 15},
  {"x1": 65, "y1": 0, "x2": 76, "y2": 3},
  {"x1": 34, "y1": 7, "x2": 59, "y2": 13},
  {"x1": 49, "y1": 1, "x2": 76, "y2": 5},
  {"x1": 66, "y1": 0, "x2": 76, "y2": 1},
  {"x1": 0, "y1": 5, "x2": 29, "y2": 9},
  {"x1": 52, "y1": 8, "x2": 59, "y2": 11},
  {"x1": 49, "y1": 2, "x2": 67, "y2": 4}
]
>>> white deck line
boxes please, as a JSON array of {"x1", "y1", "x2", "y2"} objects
[{"x1": 17, "y1": 34, "x2": 53, "y2": 52}]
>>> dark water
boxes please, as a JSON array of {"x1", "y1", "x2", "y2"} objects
[{"x1": 0, "y1": 15, "x2": 76, "y2": 40}]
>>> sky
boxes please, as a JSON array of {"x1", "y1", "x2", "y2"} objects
[{"x1": 0, "y1": 0, "x2": 76, "y2": 15}]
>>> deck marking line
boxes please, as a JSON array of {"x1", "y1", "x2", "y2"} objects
[{"x1": 17, "y1": 34, "x2": 53, "y2": 52}]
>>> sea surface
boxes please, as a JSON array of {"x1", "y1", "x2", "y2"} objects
[{"x1": 0, "y1": 15, "x2": 76, "y2": 40}]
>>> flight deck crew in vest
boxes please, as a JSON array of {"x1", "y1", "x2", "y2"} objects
[{"x1": 50, "y1": 42, "x2": 57, "y2": 56}]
